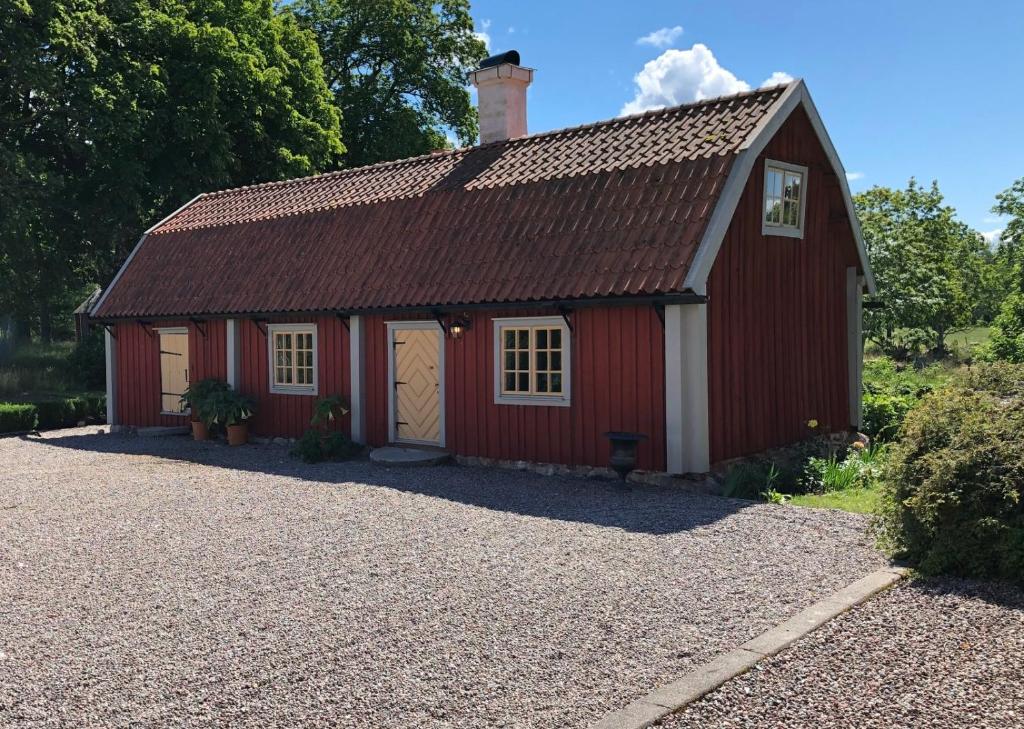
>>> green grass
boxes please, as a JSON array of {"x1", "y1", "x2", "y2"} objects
[
  {"x1": 789, "y1": 486, "x2": 881, "y2": 514},
  {"x1": 946, "y1": 325, "x2": 991, "y2": 353}
]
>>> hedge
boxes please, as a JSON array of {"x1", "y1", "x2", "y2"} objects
[
  {"x1": 875, "y1": 363, "x2": 1024, "y2": 584},
  {"x1": 0, "y1": 395, "x2": 106, "y2": 434},
  {"x1": 0, "y1": 403, "x2": 38, "y2": 433}
]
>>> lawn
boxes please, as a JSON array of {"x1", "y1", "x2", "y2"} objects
[{"x1": 789, "y1": 486, "x2": 881, "y2": 514}]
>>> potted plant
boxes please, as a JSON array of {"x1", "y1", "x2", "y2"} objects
[
  {"x1": 180, "y1": 379, "x2": 229, "y2": 440},
  {"x1": 208, "y1": 387, "x2": 257, "y2": 446}
]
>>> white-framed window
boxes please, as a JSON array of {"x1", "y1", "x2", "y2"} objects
[
  {"x1": 762, "y1": 159, "x2": 808, "y2": 238},
  {"x1": 492, "y1": 316, "x2": 571, "y2": 407},
  {"x1": 267, "y1": 323, "x2": 318, "y2": 395}
]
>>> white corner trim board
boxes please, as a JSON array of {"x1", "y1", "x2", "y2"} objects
[
  {"x1": 226, "y1": 319, "x2": 241, "y2": 390},
  {"x1": 105, "y1": 328, "x2": 118, "y2": 426},
  {"x1": 664, "y1": 304, "x2": 710, "y2": 474},
  {"x1": 682, "y1": 80, "x2": 876, "y2": 297},
  {"x1": 349, "y1": 315, "x2": 366, "y2": 444}
]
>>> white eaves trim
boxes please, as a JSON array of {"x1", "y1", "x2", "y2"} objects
[
  {"x1": 90, "y1": 193, "x2": 207, "y2": 317},
  {"x1": 682, "y1": 80, "x2": 876, "y2": 296}
]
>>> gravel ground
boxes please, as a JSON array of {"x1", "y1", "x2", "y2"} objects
[
  {"x1": 660, "y1": 577, "x2": 1024, "y2": 729},
  {"x1": 1, "y1": 428, "x2": 884, "y2": 728}
]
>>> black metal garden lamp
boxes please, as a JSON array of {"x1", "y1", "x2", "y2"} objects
[{"x1": 603, "y1": 431, "x2": 648, "y2": 487}]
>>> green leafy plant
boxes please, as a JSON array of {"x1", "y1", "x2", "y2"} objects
[
  {"x1": 761, "y1": 488, "x2": 791, "y2": 505},
  {"x1": 874, "y1": 363, "x2": 1024, "y2": 584},
  {"x1": 0, "y1": 403, "x2": 38, "y2": 433},
  {"x1": 206, "y1": 388, "x2": 256, "y2": 427},
  {"x1": 180, "y1": 379, "x2": 230, "y2": 426},
  {"x1": 311, "y1": 394, "x2": 351, "y2": 427},
  {"x1": 290, "y1": 394, "x2": 359, "y2": 463}
]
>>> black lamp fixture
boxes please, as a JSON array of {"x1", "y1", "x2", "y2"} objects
[{"x1": 447, "y1": 314, "x2": 472, "y2": 339}]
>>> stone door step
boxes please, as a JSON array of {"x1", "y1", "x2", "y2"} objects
[{"x1": 369, "y1": 447, "x2": 451, "y2": 467}]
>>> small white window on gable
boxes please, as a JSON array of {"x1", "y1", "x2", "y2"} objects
[
  {"x1": 493, "y1": 316, "x2": 571, "y2": 407},
  {"x1": 763, "y1": 160, "x2": 808, "y2": 238},
  {"x1": 268, "y1": 323, "x2": 318, "y2": 395}
]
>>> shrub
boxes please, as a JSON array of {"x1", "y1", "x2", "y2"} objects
[
  {"x1": 875, "y1": 363, "x2": 1024, "y2": 584},
  {"x1": 29, "y1": 395, "x2": 106, "y2": 429},
  {"x1": 290, "y1": 394, "x2": 360, "y2": 463},
  {"x1": 985, "y1": 290, "x2": 1024, "y2": 363},
  {"x1": 803, "y1": 445, "x2": 884, "y2": 493},
  {"x1": 291, "y1": 429, "x2": 326, "y2": 463},
  {"x1": 0, "y1": 403, "x2": 37, "y2": 433}
]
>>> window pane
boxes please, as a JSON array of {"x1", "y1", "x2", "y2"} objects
[
  {"x1": 767, "y1": 169, "x2": 782, "y2": 198},
  {"x1": 504, "y1": 373, "x2": 516, "y2": 392},
  {"x1": 536, "y1": 373, "x2": 548, "y2": 392},
  {"x1": 535, "y1": 329, "x2": 547, "y2": 348},
  {"x1": 550, "y1": 329, "x2": 561, "y2": 348},
  {"x1": 536, "y1": 351, "x2": 548, "y2": 370},
  {"x1": 283, "y1": 350, "x2": 292, "y2": 367},
  {"x1": 504, "y1": 351, "x2": 515, "y2": 370},
  {"x1": 504, "y1": 329, "x2": 515, "y2": 349},
  {"x1": 296, "y1": 368, "x2": 306, "y2": 385},
  {"x1": 786, "y1": 172, "x2": 801, "y2": 201},
  {"x1": 276, "y1": 367, "x2": 286, "y2": 384},
  {"x1": 518, "y1": 351, "x2": 529, "y2": 370},
  {"x1": 283, "y1": 368, "x2": 293, "y2": 384},
  {"x1": 551, "y1": 351, "x2": 561, "y2": 371},
  {"x1": 517, "y1": 330, "x2": 529, "y2": 348},
  {"x1": 783, "y1": 200, "x2": 796, "y2": 226},
  {"x1": 551, "y1": 373, "x2": 562, "y2": 393},
  {"x1": 518, "y1": 373, "x2": 529, "y2": 391}
]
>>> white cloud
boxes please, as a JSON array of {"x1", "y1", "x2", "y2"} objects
[
  {"x1": 846, "y1": 171, "x2": 865, "y2": 182},
  {"x1": 762, "y1": 71, "x2": 794, "y2": 86},
  {"x1": 474, "y1": 18, "x2": 491, "y2": 50},
  {"x1": 508, "y1": 26, "x2": 516, "y2": 34},
  {"x1": 637, "y1": 25, "x2": 684, "y2": 48},
  {"x1": 982, "y1": 228, "x2": 1004, "y2": 246},
  {"x1": 621, "y1": 43, "x2": 792, "y2": 115}
]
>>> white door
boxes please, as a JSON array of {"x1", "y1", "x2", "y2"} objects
[{"x1": 390, "y1": 324, "x2": 443, "y2": 446}]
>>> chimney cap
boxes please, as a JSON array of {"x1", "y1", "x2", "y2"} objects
[{"x1": 479, "y1": 50, "x2": 521, "y2": 69}]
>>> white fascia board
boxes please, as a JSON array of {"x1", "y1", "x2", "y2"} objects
[
  {"x1": 90, "y1": 193, "x2": 207, "y2": 317},
  {"x1": 682, "y1": 80, "x2": 877, "y2": 296}
]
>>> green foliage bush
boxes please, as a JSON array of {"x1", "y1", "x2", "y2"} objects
[
  {"x1": 861, "y1": 357, "x2": 945, "y2": 440},
  {"x1": 985, "y1": 290, "x2": 1024, "y2": 363},
  {"x1": 290, "y1": 394, "x2": 360, "y2": 463},
  {"x1": 66, "y1": 330, "x2": 106, "y2": 390},
  {"x1": 0, "y1": 403, "x2": 38, "y2": 433},
  {"x1": 803, "y1": 446, "x2": 884, "y2": 493},
  {"x1": 29, "y1": 396, "x2": 106, "y2": 430},
  {"x1": 875, "y1": 363, "x2": 1024, "y2": 584}
]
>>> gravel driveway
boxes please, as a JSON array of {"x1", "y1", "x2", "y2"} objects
[
  {"x1": 660, "y1": 578, "x2": 1024, "y2": 729},
  {"x1": 1, "y1": 428, "x2": 884, "y2": 728}
]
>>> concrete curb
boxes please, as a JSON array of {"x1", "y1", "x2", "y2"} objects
[{"x1": 590, "y1": 566, "x2": 909, "y2": 729}]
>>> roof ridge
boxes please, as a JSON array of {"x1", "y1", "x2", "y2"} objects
[{"x1": 199, "y1": 82, "x2": 795, "y2": 201}]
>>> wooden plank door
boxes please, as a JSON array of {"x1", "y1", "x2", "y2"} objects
[
  {"x1": 393, "y1": 327, "x2": 442, "y2": 446},
  {"x1": 158, "y1": 328, "x2": 189, "y2": 414}
]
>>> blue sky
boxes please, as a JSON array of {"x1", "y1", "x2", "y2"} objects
[{"x1": 470, "y1": 0, "x2": 1023, "y2": 241}]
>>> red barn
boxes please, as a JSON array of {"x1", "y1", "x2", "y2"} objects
[{"x1": 91, "y1": 53, "x2": 874, "y2": 475}]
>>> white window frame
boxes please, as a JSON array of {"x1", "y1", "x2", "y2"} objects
[
  {"x1": 492, "y1": 316, "x2": 571, "y2": 407},
  {"x1": 156, "y1": 326, "x2": 190, "y2": 416},
  {"x1": 762, "y1": 159, "x2": 808, "y2": 239},
  {"x1": 267, "y1": 323, "x2": 319, "y2": 395}
]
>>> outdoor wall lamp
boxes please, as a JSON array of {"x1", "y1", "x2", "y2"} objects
[{"x1": 447, "y1": 315, "x2": 472, "y2": 339}]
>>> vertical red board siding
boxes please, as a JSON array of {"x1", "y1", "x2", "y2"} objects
[
  {"x1": 363, "y1": 306, "x2": 666, "y2": 471},
  {"x1": 707, "y1": 107, "x2": 860, "y2": 463},
  {"x1": 237, "y1": 315, "x2": 351, "y2": 439},
  {"x1": 115, "y1": 320, "x2": 226, "y2": 427}
]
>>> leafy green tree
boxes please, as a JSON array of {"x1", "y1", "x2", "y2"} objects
[
  {"x1": 987, "y1": 178, "x2": 1024, "y2": 362},
  {"x1": 0, "y1": 0, "x2": 343, "y2": 340},
  {"x1": 856, "y1": 180, "x2": 989, "y2": 358},
  {"x1": 294, "y1": 0, "x2": 487, "y2": 167}
]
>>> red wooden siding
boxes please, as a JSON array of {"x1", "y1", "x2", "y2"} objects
[
  {"x1": 236, "y1": 315, "x2": 351, "y2": 438},
  {"x1": 707, "y1": 107, "x2": 860, "y2": 462},
  {"x1": 115, "y1": 320, "x2": 226, "y2": 427},
  {"x1": 362, "y1": 306, "x2": 666, "y2": 471},
  {"x1": 116, "y1": 316, "x2": 350, "y2": 438}
]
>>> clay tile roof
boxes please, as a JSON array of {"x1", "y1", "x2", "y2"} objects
[{"x1": 94, "y1": 84, "x2": 788, "y2": 319}]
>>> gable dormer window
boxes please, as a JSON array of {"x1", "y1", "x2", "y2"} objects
[{"x1": 763, "y1": 160, "x2": 807, "y2": 238}]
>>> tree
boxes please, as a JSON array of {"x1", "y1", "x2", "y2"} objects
[
  {"x1": 856, "y1": 180, "x2": 989, "y2": 358},
  {"x1": 0, "y1": 0, "x2": 344, "y2": 340},
  {"x1": 294, "y1": 0, "x2": 487, "y2": 167},
  {"x1": 987, "y1": 178, "x2": 1024, "y2": 362}
]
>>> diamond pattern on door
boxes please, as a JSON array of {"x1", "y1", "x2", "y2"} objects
[{"x1": 394, "y1": 328, "x2": 441, "y2": 444}]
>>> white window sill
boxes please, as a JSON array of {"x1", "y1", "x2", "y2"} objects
[
  {"x1": 494, "y1": 394, "x2": 571, "y2": 408},
  {"x1": 762, "y1": 224, "x2": 804, "y2": 239},
  {"x1": 270, "y1": 386, "x2": 318, "y2": 396}
]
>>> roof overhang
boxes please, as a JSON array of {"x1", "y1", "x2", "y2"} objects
[{"x1": 683, "y1": 80, "x2": 876, "y2": 296}]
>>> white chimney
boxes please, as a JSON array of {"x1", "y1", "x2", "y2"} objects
[{"x1": 469, "y1": 50, "x2": 534, "y2": 144}]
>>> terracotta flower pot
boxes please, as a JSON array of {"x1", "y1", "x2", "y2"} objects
[
  {"x1": 191, "y1": 420, "x2": 209, "y2": 441},
  {"x1": 227, "y1": 423, "x2": 249, "y2": 446}
]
